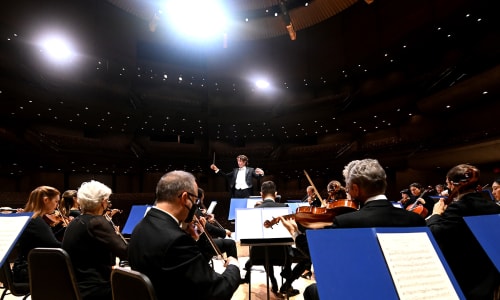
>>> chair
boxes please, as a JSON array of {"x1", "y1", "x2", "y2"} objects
[
  {"x1": 0, "y1": 262, "x2": 30, "y2": 300},
  {"x1": 111, "y1": 267, "x2": 156, "y2": 300},
  {"x1": 247, "y1": 245, "x2": 292, "y2": 299},
  {"x1": 28, "y1": 247, "x2": 82, "y2": 300}
]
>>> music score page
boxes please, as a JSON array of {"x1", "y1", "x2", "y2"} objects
[
  {"x1": 0, "y1": 214, "x2": 31, "y2": 266},
  {"x1": 377, "y1": 232, "x2": 459, "y2": 300}
]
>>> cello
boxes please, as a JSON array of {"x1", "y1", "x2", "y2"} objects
[{"x1": 406, "y1": 187, "x2": 434, "y2": 217}]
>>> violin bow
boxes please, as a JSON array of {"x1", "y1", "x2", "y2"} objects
[{"x1": 303, "y1": 170, "x2": 326, "y2": 207}]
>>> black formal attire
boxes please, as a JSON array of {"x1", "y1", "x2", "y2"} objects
[
  {"x1": 12, "y1": 216, "x2": 61, "y2": 283},
  {"x1": 198, "y1": 221, "x2": 238, "y2": 260},
  {"x1": 302, "y1": 194, "x2": 321, "y2": 207},
  {"x1": 62, "y1": 214, "x2": 128, "y2": 300},
  {"x1": 69, "y1": 208, "x2": 81, "y2": 218},
  {"x1": 128, "y1": 207, "x2": 240, "y2": 300},
  {"x1": 298, "y1": 196, "x2": 426, "y2": 300},
  {"x1": 427, "y1": 192, "x2": 500, "y2": 300},
  {"x1": 407, "y1": 190, "x2": 435, "y2": 218},
  {"x1": 217, "y1": 166, "x2": 263, "y2": 198},
  {"x1": 245, "y1": 199, "x2": 303, "y2": 295}
]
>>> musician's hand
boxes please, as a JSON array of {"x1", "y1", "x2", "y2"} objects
[
  {"x1": 225, "y1": 229, "x2": 232, "y2": 237},
  {"x1": 279, "y1": 216, "x2": 298, "y2": 236},
  {"x1": 210, "y1": 164, "x2": 218, "y2": 171},
  {"x1": 184, "y1": 222, "x2": 202, "y2": 241},
  {"x1": 198, "y1": 216, "x2": 207, "y2": 227},
  {"x1": 206, "y1": 213, "x2": 215, "y2": 222},
  {"x1": 417, "y1": 197, "x2": 426, "y2": 204},
  {"x1": 224, "y1": 256, "x2": 239, "y2": 268},
  {"x1": 255, "y1": 168, "x2": 264, "y2": 175},
  {"x1": 431, "y1": 198, "x2": 447, "y2": 216}
]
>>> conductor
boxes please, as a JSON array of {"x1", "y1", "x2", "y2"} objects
[{"x1": 210, "y1": 154, "x2": 264, "y2": 198}]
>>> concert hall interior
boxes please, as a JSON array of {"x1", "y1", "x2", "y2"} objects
[
  {"x1": 1, "y1": 0, "x2": 500, "y2": 245},
  {"x1": 1, "y1": 0, "x2": 500, "y2": 299}
]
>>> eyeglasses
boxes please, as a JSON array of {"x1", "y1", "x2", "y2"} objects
[{"x1": 178, "y1": 191, "x2": 199, "y2": 203}]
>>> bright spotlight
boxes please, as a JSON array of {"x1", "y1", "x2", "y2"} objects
[
  {"x1": 40, "y1": 35, "x2": 75, "y2": 63},
  {"x1": 165, "y1": 0, "x2": 227, "y2": 41},
  {"x1": 256, "y1": 80, "x2": 270, "y2": 89}
]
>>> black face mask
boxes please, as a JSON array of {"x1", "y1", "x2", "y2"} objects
[{"x1": 184, "y1": 198, "x2": 197, "y2": 223}]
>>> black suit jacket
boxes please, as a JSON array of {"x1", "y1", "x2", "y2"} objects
[
  {"x1": 295, "y1": 199, "x2": 426, "y2": 258},
  {"x1": 62, "y1": 214, "x2": 128, "y2": 299},
  {"x1": 219, "y1": 167, "x2": 262, "y2": 191},
  {"x1": 128, "y1": 208, "x2": 240, "y2": 300},
  {"x1": 427, "y1": 192, "x2": 500, "y2": 299}
]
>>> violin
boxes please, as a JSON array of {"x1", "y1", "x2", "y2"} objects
[
  {"x1": 264, "y1": 206, "x2": 336, "y2": 229},
  {"x1": 43, "y1": 209, "x2": 70, "y2": 227},
  {"x1": 192, "y1": 215, "x2": 226, "y2": 261},
  {"x1": 104, "y1": 209, "x2": 128, "y2": 245},
  {"x1": 325, "y1": 199, "x2": 359, "y2": 215}
]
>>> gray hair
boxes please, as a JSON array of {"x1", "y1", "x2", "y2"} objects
[
  {"x1": 156, "y1": 170, "x2": 196, "y2": 203},
  {"x1": 342, "y1": 159, "x2": 387, "y2": 195},
  {"x1": 77, "y1": 180, "x2": 112, "y2": 212}
]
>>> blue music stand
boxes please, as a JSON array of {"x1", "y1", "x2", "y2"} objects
[
  {"x1": 307, "y1": 227, "x2": 465, "y2": 300},
  {"x1": 122, "y1": 205, "x2": 152, "y2": 235},
  {"x1": 228, "y1": 198, "x2": 251, "y2": 220},
  {"x1": 464, "y1": 214, "x2": 500, "y2": 271},
  {"x1": 0, "y1": 212, "x2": 33, "y2": 267}
]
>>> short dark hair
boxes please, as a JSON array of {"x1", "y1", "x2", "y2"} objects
[{"x1": 261, "y1": 181, "x2": 276, "y2": 196}]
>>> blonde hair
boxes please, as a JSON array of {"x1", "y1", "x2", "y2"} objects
[{"x1": 24, "y1": 186, "x2": 60, "y2": 218}]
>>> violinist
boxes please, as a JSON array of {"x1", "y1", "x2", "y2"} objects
[
  {"x1": 278, "y1": 159, "x2": 426, "y2": 300},
  {"x1": 62, "y1": 180, "x2": 128, "y2": 300},
  {"x1": 398, "y1": 188, "x2": 412, "y2": 208},
  {"x1": 302, "y1": 185, "x2": 321, "y2": 207},
  {"x1": 12, "y1": 186, "x2": 62, "y2": 284},
  {"x1": 245, "y1": 181, "x2": 305, "y2": 297},
  {"x1": 60, "y1": 189, "x2": 81, "y2": 219},
  {"x1": 427, "y1": 164, "x2": 500, "y2": 299},
  {"x1": 196, "y1": 188, "x2": 238, "y2": 261},
  {"x1": 128, "y1": 171, "x2": 241, "y2": 300},
  {"x1": 325, "y1": 180, "x2": 343, "y2": 203}
]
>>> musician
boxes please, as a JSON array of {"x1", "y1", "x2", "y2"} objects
[
  {"x1": 408, "y1": 182, "x2": 435, "y2": 218},
  {"x1": 245, "y1": 180, "x2": 304, "y2": 297},
  {"x1": 427, "y1": 164, "x2": 500, "y2": 299},
  {"x1": 278, "y1": 159, "x2": 426, "y2": 300},
  {"x1": 60, "y1": 189, "x2": 81, "y2": 219},
  {"x1": 302, "y1": 185, "x2": 321, "y2": 207},
  {"x1": 398, "y1": 188, "x2": 412, "y2": 208},
  {"x1": 62, "y1": 180, "x2": 128, "y2": 300},
  {"x1": 325, "y1": 180, "x2": 345, "y2": 202},
  {"x1": 196, "y1": 188, "x2": 238, "y2": 260},
  {"x1": 491, "y1": 178, "x2": 500, "y2": 205},
  {"x1": 128, "y1": 171, "x2": 240, "y2": 300},
  {"x1": 210, "y1": 154, "x2": 264, "y2": 198},
  {"x1": 12, "y1": 186, "x2": 62, "y2": 283}
]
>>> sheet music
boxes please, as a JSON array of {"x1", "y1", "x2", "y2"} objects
[
  {"x1": 377, "y1": 232, "x2": 459, "y2": 300},
  {"x1": 0, "y1": 214, "x2": 31, "y2": 266},
  {"x1": 206, "y1": 201, "x2": 217, "y2": 214},
  {"x1": 235, "y1": 207, "x2": 291, "y2": 240}
]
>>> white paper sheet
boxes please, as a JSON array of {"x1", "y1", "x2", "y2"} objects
[{"x1": 377, "y1": 232, "x2": 459, "y2": 300}]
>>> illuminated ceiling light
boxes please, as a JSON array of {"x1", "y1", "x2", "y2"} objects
[
  {"x1": 40, "y1": 35, "x2": 75, "y2": 63},
  {"x1": 164, "y1": 0, "x2": 227, "y2": 41},
  {"x1": 255, "y1": 80, "x2": 270, "y2": 89}
]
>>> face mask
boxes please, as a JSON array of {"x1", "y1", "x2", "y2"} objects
[{"x1": 184, "y1": 198, "x2": 197, "y2": 223}]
